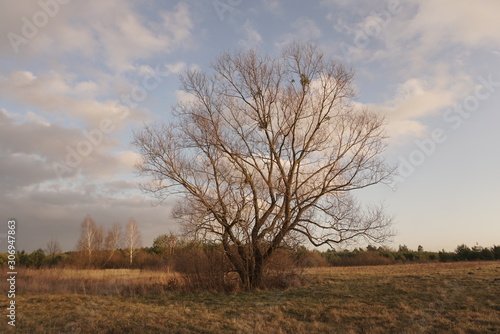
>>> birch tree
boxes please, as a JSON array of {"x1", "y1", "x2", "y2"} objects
[
  {"x1": 103, "y1": 222, "x2": 122, "y2": 266},
  {"x1": 76, "y1": 215, "x2": 101, "y2": 265},
  {"x1": 125, "y1": 218, "x2": 142, "y2": 266}
]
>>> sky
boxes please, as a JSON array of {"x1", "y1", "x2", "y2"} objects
[{"x1": 0, "y1": 0, "x2": 499, "y2": 253}]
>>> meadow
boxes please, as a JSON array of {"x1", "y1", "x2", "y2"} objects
[{"x1": 1, "y1": 262, "x2": 499, "y2": 333}]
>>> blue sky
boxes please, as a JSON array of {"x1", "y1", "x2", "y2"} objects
[{"x1": 1, "y1": 0, "x2": 499, "y2": 252}]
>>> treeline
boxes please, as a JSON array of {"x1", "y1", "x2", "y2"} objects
[
  {"x1": 1, "y1": 240, "x2": 499, "y2": 270},
  {"x1": 322, "y1": 244, "x2": 500, "y2": 266},
  {"x1": 0, "y1": 215, "x2": 498, "y2": 269}
]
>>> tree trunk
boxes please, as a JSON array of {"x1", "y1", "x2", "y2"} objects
[
  {"x1": 249, "y1": 256, "x2": 264, "y2": 289},
  {"x1": 234, "y1": 250, "x2": 264, "y2": 290}
]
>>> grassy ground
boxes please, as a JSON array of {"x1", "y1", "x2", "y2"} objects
[{"x1": 1, "y1": 262, "x2": 499, "y2": 333}]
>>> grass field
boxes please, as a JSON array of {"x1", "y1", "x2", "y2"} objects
[{"x1": 1, "y1": 262, "x2": 499, "y2": 333}]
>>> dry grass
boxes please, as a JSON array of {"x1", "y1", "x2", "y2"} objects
[
  {"x1": 10, "y1": 268, "x2": 181, "y2": 296},
  {"x1": 1, "y1": 262, "x2": 499, "y2": 333}
]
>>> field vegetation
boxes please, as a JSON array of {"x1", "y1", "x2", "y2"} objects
[
  {"x1": 2, "y1": 225, "x2": 499, "y2": 332},
  {"x1": 1, "y1": 261, "x2": 499, "y2": 333}
]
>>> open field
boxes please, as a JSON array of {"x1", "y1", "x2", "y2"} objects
[{"x1": 1, "y1": 262, "x2": 499, "y2": 333}]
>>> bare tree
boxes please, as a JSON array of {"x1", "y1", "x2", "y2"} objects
[
  {"x1": 152, "y1": 232, "x2": 178, "y2": 259},
  {"x1": 125, "y1": 218, "x2": 142, "y2": 266},
  {"x1": 134, "y1": 42, "x2": 394, "y2": 289},
  {"x1": 46, "y1": 238, "x2": 62, "y2": 258},
  {"x1": 76, "y1": 215, "x2": 101, "y2": 265},
  {"x1": 95, "y1": 225, "x2": 105, "y2": 259},
  {"x1": 103, "y1": 222, "x2": 122, "y2": 267}
]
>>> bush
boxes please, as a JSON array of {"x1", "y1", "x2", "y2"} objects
[
  {"x1": 174, "y1": 243, "x2": 238, "y2": 293},
  {"x1": 492, "y1": 246, "x2": 500, "y2": 260},
  {"x1": 294, "y1": 248, "x2": 329, "y2": 268},
  {"x1": 133, "y1": 251, "x2": 169, "y2": 270},
  {"x1": 261, "y1": 248, "x2": 305, "y2": 289},
  {"x1": 439, "y1": 250, "x2": 455, "y2": 262},
  {"x1": 327, "y1": 251, "x2": 394, "y2": 266},
  {"x1": 455, "y1": 244, "x2": 472, "y2": 261},
  {"x1": 480, "y1": 248, "x2": 495, "y2": 260}
]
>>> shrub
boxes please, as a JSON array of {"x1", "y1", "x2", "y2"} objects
[
  {"x1": 174, "y1": 243, "x2": 238, "y2": 293},
  {"x1": 327, "y1": 251, "x2": 393, "y2": 266},
  {"x1": 439, "y1": 250, "x2": 455, "y2": 262},
  {"x1": 294, "y1": 248, "x2": 329, "y2": 268},
  {"x1": 261, "y1": 248, "x2": 305, "y2": 289},
  {"x1": 492, "y1": 245, "x2": 500, "y2": 260}
]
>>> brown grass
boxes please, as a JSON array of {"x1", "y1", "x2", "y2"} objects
[
  {"x1": 1, "y1": 261, "x2": 499, "y2": 333},
  {"x1": 11, "y1": 268, "x2": 181, "y2": 296}
]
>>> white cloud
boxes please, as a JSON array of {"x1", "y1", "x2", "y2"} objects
[
  {"x1": 175, "y1": 89, "x2": 197, "y2": 105},
  {"x1": 363, "y1": 1, "x2": 500, "y2": 71},
  {"x1": 0, "y1": 70, "x2": 148, "y2": 129},
  {"x1": 319, "y1": 1, "x2": 496, "y2": 144},
  {"x1": 165, "y1": 62, "x2": 187, "y2": 74},
  {"x1": 403, "y1": 1, "x2": 500, "y2": 49},
  {"x1": 24, "y1": 111, "x2": 51, "y2": 126},
  {"x1": 322, "y1": 0, "x2": 387, "y2": 8},
  {"x1": 386, "y1": 119, "x2": 427, "y2": 141},
  {"x1": 261, "y1": 0, "x2": 282, "y2": 14},
  {"x1": 358, "y1": 70, "x2": 474, "y2": 143},
  {"x1": 0, "y1": 1, "x2": 195, "y2": 74},
  {"x1": 276, "y1": 17, "x2": 322, "y2": 48},
  {"x1": 238, "y1": 21, "x2": 262, "y2": 48},
  {"x1": 161, "y1": 3, "x2": 194, "y2": 47},
  {"x1": 117, "y1": 151, "x2": 141, "y2": 170},
  {"x1": 0, "y1": 108, "x2": 130, "y2": 185}
]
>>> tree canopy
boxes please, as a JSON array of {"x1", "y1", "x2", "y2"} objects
[{"x1": 134, "y1": 42, "x2": 393, "y2": 289}]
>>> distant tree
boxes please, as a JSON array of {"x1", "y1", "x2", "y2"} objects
[
  {"x1": 492, "y1": 245, "x2": 500, "y2": 260},
  {"x1": 366, "y1": 245, "x2": 377, "y2": 252},
  {"x1": 45, "y1": 238, "x2": 63, "y2": 266},
  {"x1": 29, "y1": 249, "x2": 46, "y2": 268},
  {"x1": 0, "y1": 253, "x2": 8, "y2": 267},
  {"x1": 438, "y1": 249, "x2": 454, "y2": 262},
  {"x1": 151, "y1": 233, "x2": 177, "y2": 259},
  {"x1": 134, "y1": 42, "x2": 394, "y2": 289},
  {"x1": 46, "y1": 238, "x2": 62, "y2": 257},
  {"x1": 398, "y1": 244, "x2": 409, "y2": 252},
  {"x1": 16, "y1": 250, "x2": 27, "y2": 266},
  {"x1": 76, "y1": 215, "x2": 102, "y2": 265},
  {"x1": 125, "y1": 218, "x2": 142, "y2": 266},
  {"x1": 480, "y1": 247, "x2": 494, "y2": 260},
  {"x1": 103, "y1": 222, "x2": 122, "y2": 266},
  {"x1": 95, "y1": 225, "x2": 105, "y2": 252},
  {"x1": 455, "y1": 244, "x2": 472, "y2": 261},
  {"x1": 417, "y1": 245, "x2": 424, "y2": 252}
]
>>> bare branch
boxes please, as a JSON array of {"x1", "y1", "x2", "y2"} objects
[{"x1": 133, "y1": 42, "x2": 394, "y2": 289}]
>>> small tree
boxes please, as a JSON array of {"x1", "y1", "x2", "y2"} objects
[
  {"x1": 398, "y1": 245, "x2": 409, "y2": 252},
  {"x1": 455, "y1": 244, "x2": 472, "y2": 261},
  {"x1": 103, "y1": 223, "x2": 122, "y2": 267},
  {"x1": 46, "y1": 238, "x2": 62, "y2": 257},
  {"x1": 134, "y1": 42, "x2": 393, "y2": 289},
  {"x1": 125, "y1": 218, "x2": 142, "y2": 266},
  {"x1": 76, "y1": 215, "x2": 102, "y2": 266},
  {"x1": 46, "y1": 238, "x2": 63, "y2": 266},
  {"x1": 29, "y1": 249, "x2": 46, "y2": 268},
  {"x1": 152, "y1": 233, "x2": 178, "y2": 259},
  {"x1": 492, "y1": 245, "x2": 500, "y2": 260}
]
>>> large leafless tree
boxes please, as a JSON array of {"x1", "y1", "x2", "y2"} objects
[{"x1": 134, "y1": 42, "x2": 393, "y2": 289}]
